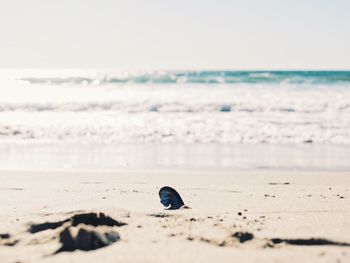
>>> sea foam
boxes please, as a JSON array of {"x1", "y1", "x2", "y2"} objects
[{"x1": 0, "y1": 70, "x2": 349, "y2": 144}]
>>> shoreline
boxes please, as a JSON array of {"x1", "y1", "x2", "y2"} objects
[{"x1": 1, "y1": 142, "x2": 350, "y2": 171}]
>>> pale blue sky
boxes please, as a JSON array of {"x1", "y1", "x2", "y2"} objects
[{"x1": 1, "y1": 0, "x2": 349, "y2": 69}]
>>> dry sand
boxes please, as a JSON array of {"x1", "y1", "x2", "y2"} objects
[{"x1": 0, "y1": 170, "x2": 349, "y2": 262}]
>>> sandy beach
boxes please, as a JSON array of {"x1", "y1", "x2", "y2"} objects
[
  {"x1": 1, "y1": 169, "x2": 349, "y2": 262},
  {"x1": 1, "y1": 0, "x2": 350, "y2": 261}
]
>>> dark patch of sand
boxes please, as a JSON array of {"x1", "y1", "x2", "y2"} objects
[
  {"x1": 232, "y1": 232, "x2": 254, "y2": 243},
  {"x1": 269, "y1": 238, "x2": 350, "y2": 247},
  {"x1": 149, "y1": 213, "x2": 172, "y2": 218},
  {"x1": 0, "y1": 188, "x2": 24, "y2": 191},
  {"x1": 0, "y1": 233, "x2": 10, "y2": 239},
  {"x1": 29, "y1": 212, "x2": 126, "y2": 234},
  {"x1": 268, "y1": 182, "x2": 290, "y2": 185},
  {"x1": 0, "y1": 233, "x2": 18, "y2": 247},
  {"x1": 55, "y1": 226, "x2": 120, "y2": 253},
  {"x1": 196, "y1": 230, "x2": 350, "y2": 248}
]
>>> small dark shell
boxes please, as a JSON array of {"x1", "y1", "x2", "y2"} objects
[{"x1": 159, "y1": 186, "x2": 185, "y2": 210}]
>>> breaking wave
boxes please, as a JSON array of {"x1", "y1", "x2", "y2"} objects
[{"x1": 0, "y1": 70, "x2": 350, "y2": 144}]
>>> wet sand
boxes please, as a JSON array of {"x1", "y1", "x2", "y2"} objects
[{"x1": 0, "y1": 170, "x2": 350, "y2": 262}]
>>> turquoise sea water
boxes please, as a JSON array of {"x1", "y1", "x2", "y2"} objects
[{"x1": 18, "y1": 70, "x2": 350, "y2": 85}]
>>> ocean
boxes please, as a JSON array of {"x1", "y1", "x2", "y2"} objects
[{"x1": 1, "y1": 69, "x2": 349, "y2": 144}]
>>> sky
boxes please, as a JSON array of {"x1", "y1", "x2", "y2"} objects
[{"x1": 1, "y1": 0, "x2": 350, "y2": 70}]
